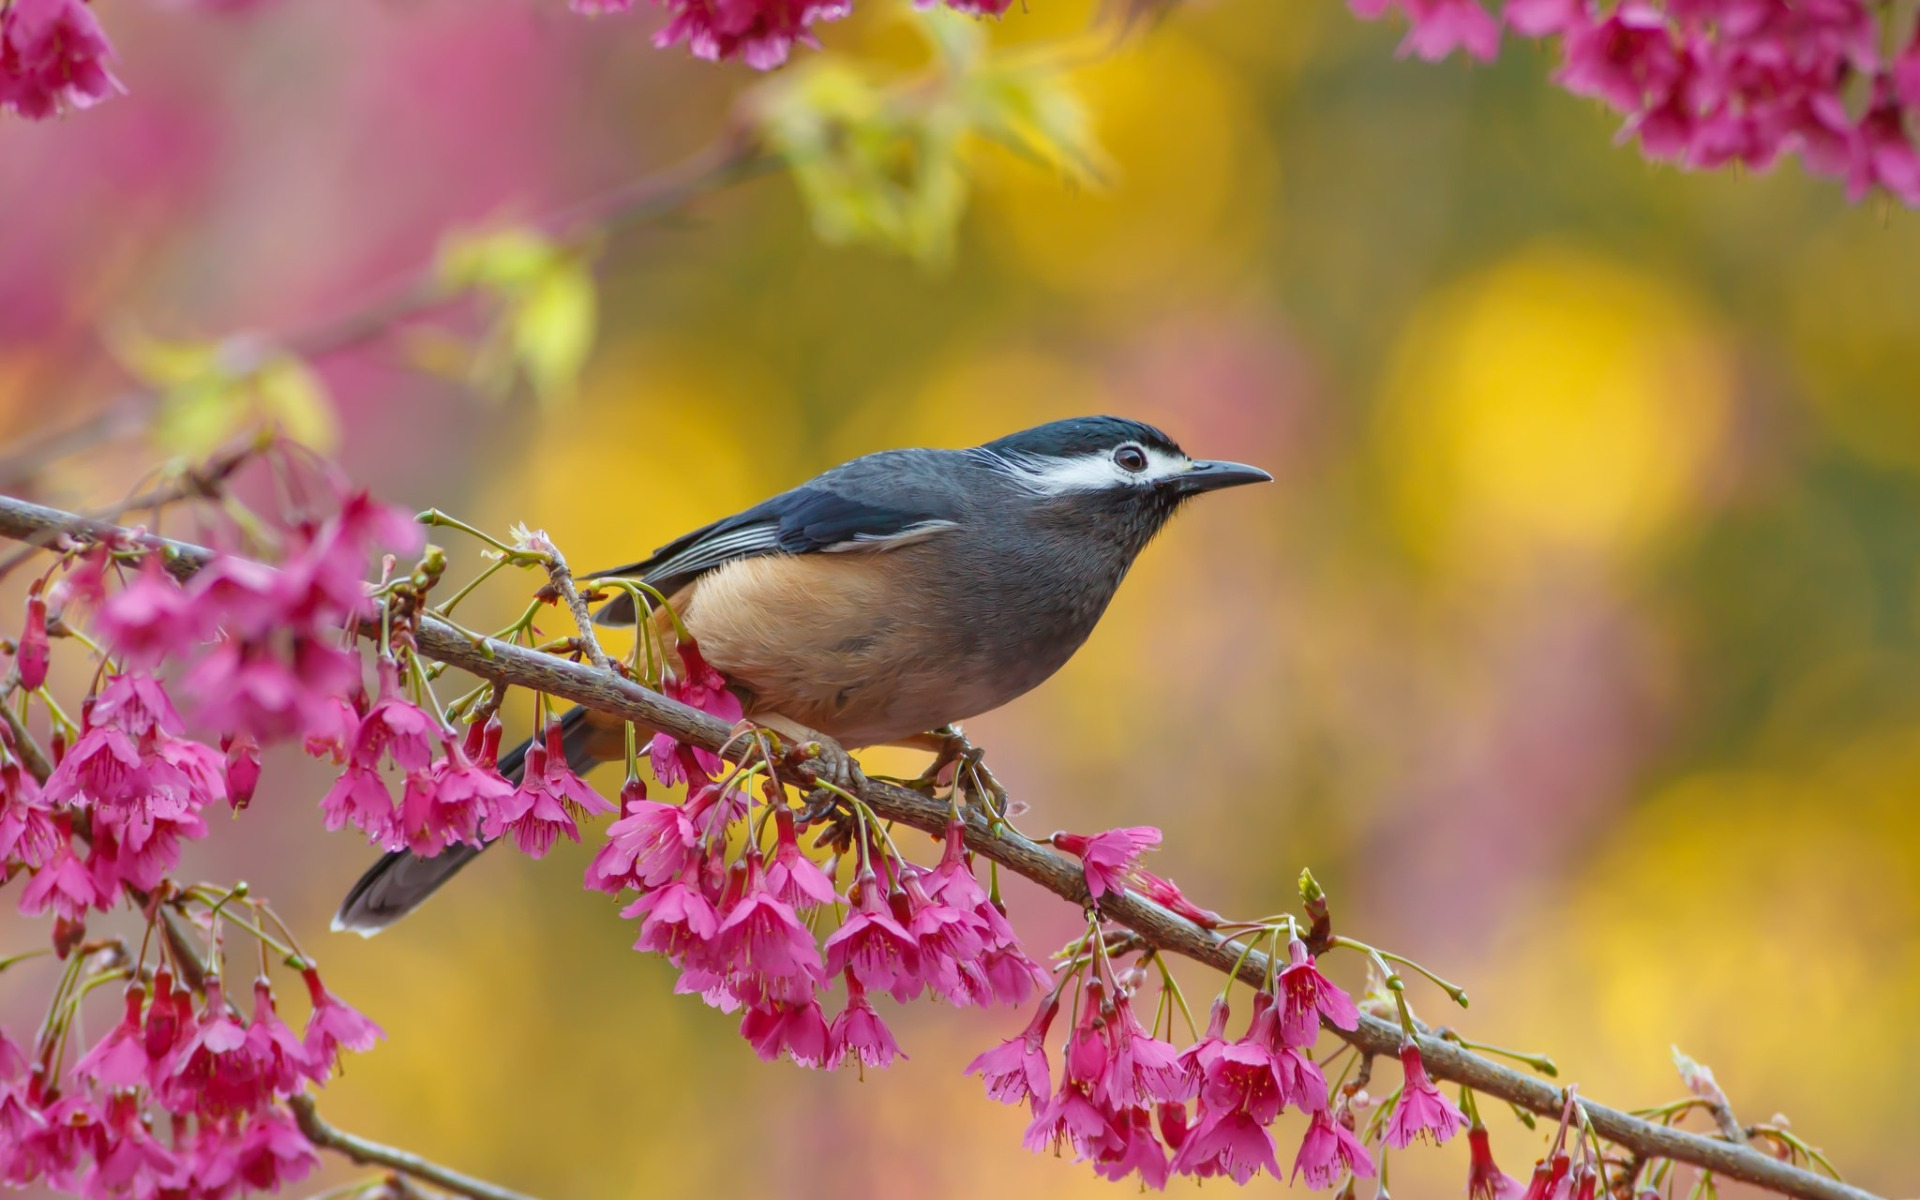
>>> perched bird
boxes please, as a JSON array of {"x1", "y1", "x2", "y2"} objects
[{"x1": 334, "y1": 415, "x2": 1270, "y2": 934}]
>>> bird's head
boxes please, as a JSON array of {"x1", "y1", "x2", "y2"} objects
[{"x1": 970, "y1": 415, "x2": 1272, "y2": 551}]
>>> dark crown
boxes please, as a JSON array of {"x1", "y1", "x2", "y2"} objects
[{"x1": 979, "y1": 416, "x2": 1184, "y2": 460}]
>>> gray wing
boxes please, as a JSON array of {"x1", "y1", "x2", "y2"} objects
[{"x1": 588, "y1": 449, "x2": 964, "y2": 626}]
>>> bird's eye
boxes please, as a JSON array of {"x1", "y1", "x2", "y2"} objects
[{"x1": 1113, "y1": 444, "x2": 1149, "y2": 473}]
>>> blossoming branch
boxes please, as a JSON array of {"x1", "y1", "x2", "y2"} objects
[
  {"x1": 9, "y1": 0, "x2": 1920, "y2": 210},
  {"x1": 0, "y1": 462, "x2": 1880, "y2": 1200}
]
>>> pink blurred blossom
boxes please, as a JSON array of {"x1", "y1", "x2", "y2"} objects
[{"x1": 0, "y1": 0, "x2": 124, "y2": 120}]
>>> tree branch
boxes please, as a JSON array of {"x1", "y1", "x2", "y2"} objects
[
  {"x1": 0, "y1": 494, "x2": 1881, "y2": 1200},
  {"x1": 538, "y1": 543, "x2": 610, "y2": 673},
  {"x1": 287, "y1": 1096, "x2": 541, "y2": 1200}
]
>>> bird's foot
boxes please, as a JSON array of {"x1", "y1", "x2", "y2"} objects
[
  {"x1": 907, "y1": 724, "x2": 973, "y2": 793},
  {"x1": 736, "y1": 715, "x2": 865, "y2": 793},
  {"x1": 915, "y1": 725, "x2": 1013, "y2": 827},
  {"x1": 794, "y1": 735, "x2": 863, "y2": 792}
]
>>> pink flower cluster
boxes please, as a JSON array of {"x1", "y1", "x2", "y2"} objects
[
  {"x1": 584, "y1": 644, "x2": 1048, "y2": 1069},
  {"x1": 6, "y1": 673, "x2": 230, "y2": 926},
  {"x1": 93, "y1": 493, "x2": 418, "y2": 747},
  {"x1": 314, "y1": 671, "x2": 612, "y2": 859},
  {"x1": 972, "y1": 935, "x2": 1377, "y2": 1190},
  {"x1": 1351, "y1": 0, "x2": 1920, "y2": 204},
  {"x1": 568, "y1": 0, "x2": 1013, "y2": 71},
  {"x1": 0, "y1": 0, "x2": 123, "y2": 121},
  {"x1": 0, "y1": 965, "x2": 380, "y2": 1197}
]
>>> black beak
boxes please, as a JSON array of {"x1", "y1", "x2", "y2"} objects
[{"x1": 1174, "y1": 459, "x2": 1273, "y2": 494}]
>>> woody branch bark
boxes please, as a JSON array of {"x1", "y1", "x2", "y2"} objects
[{"x1": 0, "y1": 494, "x2": 1880, "y2": 1200}]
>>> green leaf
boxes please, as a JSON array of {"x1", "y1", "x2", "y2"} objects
[
  {"x1": 511, "y1": 256, "x2": 597, "y2": 406},
  {"x1": 113, "y1": 330, "x2": 339, "y2": 457},
  {"x1": 436, "y1": 227, "x2": 600, "y2": 403},
  {"x1": 756, "y1": 62, "x2": 973, "y2": 267},
  {"x1": 750, "y1": 11, "x2": 1107, "y2": 268}
]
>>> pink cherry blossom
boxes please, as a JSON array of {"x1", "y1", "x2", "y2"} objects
[
  {"x1": 967, "y1": 993, "x2": 1058, "y2": 1110},
  {"x1": 1091, "y1": 1106, "x2": 1171, "y2": 1189},
  {"x1": 485, "y1": 719, "x2": 614, "y2": 857},
  {"x1": 245, "y1": 979, "x2": 312, "y2": 1096},
  {"x1": 94, "y1": 560, "x2": 204, "y2": 666},
  {"x1": 649, "y1": 639, "x2": 742, "y2": 780},
  {"x1": 1466, "y1": 1123, "x2": 1526, "y2": 1199},
  {"x1": 826, "y1": 978, "x2": 902, "y2": 1071},
  {"x1": 407, "y1": 743, "x2": 517, "y2": 856},
  {"x1": 764, "y1": 806, "x2": 836, "y2": 908},
  {"x1": 1023, "y1": 1082, "x2": 1121, "y2": 1160},
  {"x1": 739, "y1": 997, "x2": 831, "y2": 1067},
  {"x1": 92, "y1": 1093, "x2": 182, "y2": 1194},
  {"x1": 162, "y1": 977, "x2": 268, "y2": 1118},
  {"x1": 0, "y1": 0, "x2": 125, "y2": 121},
  {"x1": 1848, "y1": 86, "x2": 1920, "y2": 204},
  {"x1": 142, "y1": 970, "x2": 189, "y2": 1085},
  {"x1": 320, "y1": 763, "x2": 398, "y2": 848},
  {"x1": 900, "y1": 873, "x2": 990, "y2": 1006},
  {"x1": 823, "y1": 870, "x2": 921, "y2": 1002},
  {"x1": 1556, "y1": 2, "x2": 1679, "y2": 111},
  {"x1": 1294, "y1": 1106, "x2": 1376, "y2": 1188},
  {"x1": 1168, "y1": 1108, "x2": 1281, "y2": 1184},
  {"x1": 1384, "y1": 1039, "x2": 1467, "y2": 1148},
  {"x1": 70, "y1": 985, "x2": 151, "y2": 1093},
  {"x1": 351, "y1": 663, "x2": 438, "y2": 773},
  {"x1": 586, "y1": 780, "x2": 701, "y2": 894},
  {"x1": 713, "y1": 856, "x2": 825, "y2": 1006},
  {"x1": 624, "y1": 876, "x2": 722, "y2": 964},
  {"x1": 184, "y1": 636, "x2": 362, "y2": 745},
  {"x1": 300, "y1": 967, "x2": 384, "y2": 1080},
  {"x1": 223, "y1": 732, "x2": 262, "y2": 810},
  {"x1": 1051, "y1": 825, "x2": 1162, "y2": 900},
  {"x1": 232, "y1": 1108, "x2": 319, "y2": 1191},
  {"x1": 20, "y1": 833, "x2": 103, "y2": 921},
  {"x1": 1277, "y1": 938, "x2": 1361, "y2": 1048},
  {"x1": 0, "y1": 759, "x2": 58, "y2": 870},
  {"x1": 652, "y1": 0, "x2": 853, "y2": 72},
  {"x1": 1399, "y1": 0, "x2": 1502, "y2": 61}
]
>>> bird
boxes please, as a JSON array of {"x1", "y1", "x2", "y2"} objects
[{"x1": 333, "y1": 415, "x2": 1271, "y2": 935}]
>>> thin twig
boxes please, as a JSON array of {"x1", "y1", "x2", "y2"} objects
[
  {"x1": 541, "y1": 544, "x2": 610, "y2": 673},
  {"x1": 0, "y1": 693, "x2": 53, "y2": 783},
  {"x1": 0, "y1": 495, "x2": 1885, "y2": 1200},
  {"x1": 287, "y1": 1096, "x2": 540, "y2": 1200}
]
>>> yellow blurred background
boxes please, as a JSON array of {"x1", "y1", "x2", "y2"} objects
[{"x1": 4, "y1": 0, "x2": 1920, "y2": 1195}]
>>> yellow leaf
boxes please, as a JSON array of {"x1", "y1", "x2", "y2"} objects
[
  {"x1": 436, "y1": 227, "x2": 599, "y2": 404},
  {"x1": 114, "y1": 329, "x2": 340, "y2": 457},
  {"x1": 252, "y1": 355, "x2": 341, "y2": 453},
  {"x1": 511, "y1": 258, "x2": 597, "y2": 406}
]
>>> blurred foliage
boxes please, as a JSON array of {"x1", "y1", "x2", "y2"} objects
[
  {"x1": 433, "y1": 227, "x2": 599, "y2": 405},
  {"x1": 3, "y1": 0, "x2": 1920, "y2": 1196},
  {"x1": 754, "y1": 8, "x2": 1102, "y2": 265},
  {"x1": 111, "y1": 330, "x2": 338, "y2": 457}
]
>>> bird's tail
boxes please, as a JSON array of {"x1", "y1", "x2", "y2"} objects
[{"x1": 330, "y1": 705, "x2": 606, "y2": 937}]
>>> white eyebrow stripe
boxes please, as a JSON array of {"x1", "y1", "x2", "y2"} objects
[{"x1": 974, "y1": 446, "x2": 1192, "y2": 496}]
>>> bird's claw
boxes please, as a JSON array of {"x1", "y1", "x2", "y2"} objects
[
  {"x1": 915, "y1": 725, "x2": 1011, "y2": 825},
  {"x1": 794, "y1": 736, "x2": 863, "y2": 792}
]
